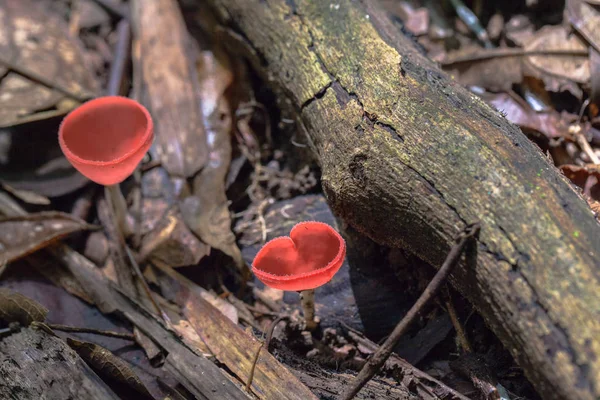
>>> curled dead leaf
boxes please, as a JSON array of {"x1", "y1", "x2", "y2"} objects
[
  {"x1": 67, "y1": 337, "x2": 154, "y2": 399},
  {"x1": 0, "y1": 211, "x2": 97, "y2": 263},
  {"x1": 0, "y1": 288, "x2": 48, "y2": 326}
]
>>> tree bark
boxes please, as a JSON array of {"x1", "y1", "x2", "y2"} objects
[{"x1": 201, "y1": 1, "x2": 600, "y2": 399}]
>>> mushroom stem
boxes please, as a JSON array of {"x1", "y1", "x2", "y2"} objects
[
  {"x1": 300, "y1": 289, "x2": 317, "y2": 330},
  {"x1": 105, "y1": 184, "x2": 133, "y2": 237}
]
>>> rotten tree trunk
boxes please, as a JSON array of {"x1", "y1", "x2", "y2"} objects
[{"x1": 202, "y1": 1, "x2": 600, "y2": 399}]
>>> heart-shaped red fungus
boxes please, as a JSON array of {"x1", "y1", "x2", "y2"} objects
[
  {"x1": 59, "y1": 96, "x2": 154, "y2": 186},
  {"x1": 252, "y1": 221, "x2": 346, "y2": 291}
]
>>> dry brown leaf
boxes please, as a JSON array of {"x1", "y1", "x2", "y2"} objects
[
  {"x1": 67, "y1": 338, "x2": 154, "y2": 399},
  {"x1": 0, "y1": 0, "x2": 99, "y2": 127},
  {"x1": 133, "y1": 0, "x2": 207, "y2": 178},
  {"x1": 560, "y1": 164, "x2": 600, "y2": 200},
  {"x1": 524, "y1": 25, "x2": 590, "y2": 84},
  {"x1": 0, "y1": 211, "x2": 97, "y2": 263},
  {"x1": 568, "y1": 0, "x2": 600, "y2": 53},
  {"x1": 0, "y1": 288, "x2": 48, "y2": 326},
  {"x1": 181, "y1": 49, "x2": 245, "y2": 270}
]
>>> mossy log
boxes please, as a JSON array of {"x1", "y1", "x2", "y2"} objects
[{"x1": 203, "y1": 1, "x2": 600, "y2": 399}]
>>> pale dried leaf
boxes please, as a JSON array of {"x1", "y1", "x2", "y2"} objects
[
  {"x1": 0, "y1": 0, "x2": 99, "y2": 127},
  {"x1": 442, "y1": 47, "x2": 523, "y2": 91},
  {"x1": 524, "y1": 25, "x2": 590, "y2": 83},
  {"x1": 181, "y1": 49, "x2": 245, "y2": 269}
]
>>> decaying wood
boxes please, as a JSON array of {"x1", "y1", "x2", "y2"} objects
[
  {"x1": 201, "y1": 1, "x2": 600, "y2": 399},
  {"x1": 0, "y1": 327, "x2": 119, "y2": 400}
]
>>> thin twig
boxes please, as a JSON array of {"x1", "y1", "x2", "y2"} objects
[
  {"x1": 245, "y1": 342, "x2": 264, "y2": 392},
  {"x1": 124, "y1": 246, "x2": 172, "y2": 327},
  {"x1": 106, "y1": 19, "x2": 131, "y2": 97},
  {"x1": 442, "y1": 48, "x2": 589, "y2": 66},
  {"x1": 445, "y1": 293, "x2": 473, "y2": 353},
  {"x1": 245, "y1": 315, "x2": 290, "y2": 392},
  {"x1": 341, "y1": 223, "x2": 481, "y2": 400},
  {"x1": 265, "y1": 315, "x2": 290, "y2": 350},
  {"x1": 576, "y1": 133, "x2": 600, "y2": 164},
  {"x1": 47, "y1": 323, "x2": 135, "y2": 340},
  {"x1": 258, "y1": 197, "x2": 274, "y2": 243},
  {"x1": 341, "y1": 325, "x2": 470, "y2": 400}
]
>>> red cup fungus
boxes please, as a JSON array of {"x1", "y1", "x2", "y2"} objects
[
  {"x1": 58, "y1": 96, "x2": 154, "y2": 186},
  {"x1": 252, "y1": 221, "x2": 346, "y2": 329}
]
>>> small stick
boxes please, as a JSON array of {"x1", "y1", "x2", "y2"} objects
[
  {"x1": 341, "y1": 223, "x2": 481, "y2": 400},
  {"x1": 245, "y1": 342, "x2": 264, "y2": 392},
  {"x1": 106, "y1": 19, "x2": 131, "y2": 97},
  {"x1": 246, "y1": 315, "x2": 290, "y2": 392},
  {"x1": 299, "y1": 289, "x2": 318, "y2": 330},
  {"x1": 445, "y1": 294, "x2": 473, "y2": 353},
  {"x1": 46, "y1": 323, "x2": 135, "y2": 340},
  {"x1": 124, "y1": 246, "x2": 172, "y2": 327},
  {"x1": 441, "y1": 48, "x2": 589, "y2": 66},
  {"x1": 265, "y1": 315, "x2": 290, "y2": 350},
  {"x1": 576, "y1": 133, "x2": 600, "y2": 165}
]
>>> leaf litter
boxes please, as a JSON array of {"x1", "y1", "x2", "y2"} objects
[{"x1": 1, "y1": 1, "x2": 598, "y2": 400}]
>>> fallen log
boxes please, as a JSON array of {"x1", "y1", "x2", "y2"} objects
[
  {"x1": 0, "y1": 327, "x2": 119, "y2": 400},
  {"x1": 200, "y1": 1, "x2": 600, "y2": 399}
]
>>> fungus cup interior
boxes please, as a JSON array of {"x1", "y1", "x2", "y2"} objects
[
  {"x1": 58, "y1": 96, "x2": 153, "y2": 185},
  {"x1": 252, "y1": 221, "x2": 346, "y2": 291}
]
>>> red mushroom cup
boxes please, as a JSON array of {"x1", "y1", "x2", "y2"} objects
[
  {"x1": 58, "y1": 96, "x2": 154, "y2": 186},
  {"x1": 252, "y1": 221, "x2": 346, "y2": 329}
]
